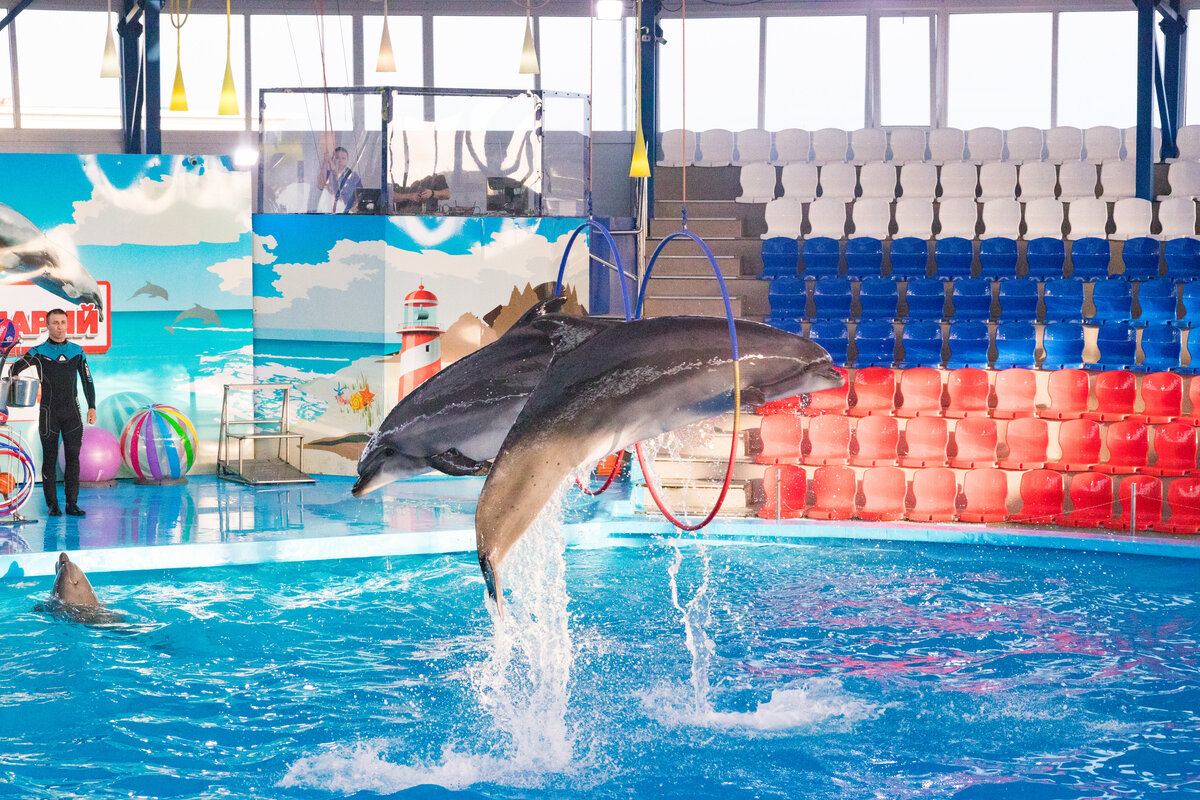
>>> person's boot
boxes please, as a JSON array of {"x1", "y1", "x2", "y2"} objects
[
  {"x1": 65, "y1": 504, "x2": 86, "y2": 517},
  {"x1": 47, "y1": 503, "x2": 62, "y2": 516}
]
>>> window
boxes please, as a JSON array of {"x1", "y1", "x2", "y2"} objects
[
  {"x1": 880, "y1": 15, "x2": 932, "y2": 127},
  {"x1": 765, "y1": 16, "x2": 866, "y2": 131},
  {"x1": 433, "y1": 15, "x2": 533, "y2": 125},
  {"x1": 252, "y1": 15, "x2": 354, "y2": 130},
  {"x1": 362, "y1": 15, "x2": 423, "y2": 122},
  {"x1": 160, "y1": 13, "x2": 248, "y2": 131},
  {"x1": 948, "y1": 12, "x2": 1052, "y2": 129},
  {"x1": 539, "y1": 16, "x2": 634, "y2": 131},
  {"x1": 658, "y1": 17, "x2": 759, "y2": 131},
  {"x1": 1058, "y1": 11, "x2": 1137, "y2": 129},
  {"x1": 0, "y1": 8, "x2": 11, "y2": 128},
  {"x1": 16, "y1": 10, "x2": 121, "y2": 128}
]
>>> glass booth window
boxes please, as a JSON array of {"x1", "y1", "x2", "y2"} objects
[
  {"x1": 432, "y1": 16, "x2": 534, "y2": 126},
  {"x1": 1058, "y1": 11, "x2": 1137, "y2": 129},
  {"x1": 764, "y1": 16, "x2": 866, "y2": 131},
  {"x1": 16, "y1": 10, "x2": 121, "y2": 128},
  {"x1": 160, "y1": 13, "x2": 248, "y2": 131},
  {"x1": 658, "y1": 17, "x2": 760, "y2": 132},
  {"x1": 948, "y1": 12, "x2": 1051, "y2": 130},
  {"x1": 251, "y1": 14, "x2": 354, "y2": 131},
  {"x1": 880, "y1": 15, "x2": 932, "y2": 127}
]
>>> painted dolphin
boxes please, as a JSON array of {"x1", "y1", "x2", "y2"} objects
[
  {"x1": 474, "y1": 316, "x2": 844, "y2": 604},
  {"x1": 352, "y1": 297, "x2": 614, "y2": 496},
  {"x1": 0, "y1": 203, "x2": 105, "y2": 320},
  {"x1": 130, "y1": 280, "x2": 169, "y2": 301},
  {"x1": 33, "y1": 552, "x2": 120, "y2": 624},
  {"x1": 166, "y1": 304, "x2": 221, "y2": 332}
]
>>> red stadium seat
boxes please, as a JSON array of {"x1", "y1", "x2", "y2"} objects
[
  {"x1": 858, "y1": 466, "x2": 907, "y2": 521},
  {"x1": 850, "y1": 415, "x2": 900, "y2": 466},
  {"x1": 1084, "y1": 371, "x2": 1136, "y2": 422},
  {"x1": 1154, "y1": 476, "x2": 1200, "y2": 534},
  {"x1": 1039, "y1": 369, "x2": 1090, "y2": 420},
  {"x1": 895, "y1": 367, "x2": 944, "y2": 417},
  {"x1": 949, "y1": 417, "x2": 999, "y2": 468},
  {"x1": 806, "y1": 465, "x2": 857, "y2": 519},
  {"x1": 1143, "y1": 422, "x2": 1198, "y2": 476},
  {"x1": 1133, "y1": 372, "x2": 1184, "y2": 424},
  {"x1": 1105, "y1": 475, "x2": 1163, "y2": 531},
  {"x1": 1055, "y1": 472, "x2": 1115, "y2": 528},
  {"x1": 907, "y1": 468, "x2": 958, "y2": 521},
  {"x1": 960, "y1": 468, "x2": 1010, "y2": 522},
  {"x1": 992, "y1": 368, "x2": 1038, "y2": 419},
  {"x1": 759, "y1": 464, "x2": 807, "y2": 519},
  {"x1": 899, "y1": 416, "x2": 949, "y2": 467},
  {"x1": 997, "y1": 416, "x2": 1050, "y2": 469},
  {"x1": 1094, "y1": 419, "x2": 1150, "y2": 474},
  {"x1": 761, "y1": 367, "x2": 851, "y2": 416},
  {"x1": 1011, "y1": 469, "x2": 1064, "y2": 524},
  {"x1": 848, "y1": 367, "x2": 897, "y2": 416},
  {"x1": 756, "y1": 414, "x2": 805, "y2": 464},
  {"x1": 1185, "y1": 376, "x2": 1200, "y2": 426},
  {"x1": 1045, "y1": 418, "x2": 1103, "y2": 471},
  {"x1": 944, "y1": 367, "x2": 991, "y2": 418},
  {"x1": 803, "y1": 414, "x2": 852, "y2": 466}
]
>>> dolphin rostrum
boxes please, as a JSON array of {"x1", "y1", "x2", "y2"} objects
[
  {"x1": 0, "y1": 203, "x2": 105, "y2": 320},
  {"x1": 352, "y1": 297, "x2": 615, "y2": 496},
  {"x1": 474, "y1": 316, "x2": 844, "y2": 605}
]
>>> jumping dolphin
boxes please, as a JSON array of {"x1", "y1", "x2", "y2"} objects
[
  {"x1": 33, "y1": 552, "x2": 120, "y2": 624},
  {"x1": 130, "y1": 280, "x2": 169, "y2": 301},
  {"x1": 166, "y1": 304, "x2": 221, "y2": 332},
  {"x1": 474, "y1": 316, "x2": 844, "y2": 605},
  {"x1": 352, "y1": 297, "x2": 615, "y2": 496},
  {"x1": 0, "y1": 203, "x2": 105, "y2": 320}
]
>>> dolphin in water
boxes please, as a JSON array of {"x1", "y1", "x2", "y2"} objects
[
  {"x1": 130, "y1": 280, "x2": 169, "y2": 301},
  {"x1": 0, "y1": 203, "x2": 105, "y2": 320},
  {"x1": 352, "y1": 297, "x2": 614, "y2": 496},
  {"x1": 33, "y1": 552, "x2": 121, "y2": 624},
  {"x1": 474, "y1": 316, "x2": 844, "y2": 606}
]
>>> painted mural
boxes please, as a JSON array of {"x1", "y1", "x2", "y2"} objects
[
  {"x1": 252, "y1": 214, "x2": 589, "y2": 477},
  {"x1": 0, "y1": 154, "x2": 254, "y2": 473}
]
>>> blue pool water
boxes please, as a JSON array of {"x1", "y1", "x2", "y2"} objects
[{"x1": 2, "y1": 537, "x2": 1199, "y2": 799}]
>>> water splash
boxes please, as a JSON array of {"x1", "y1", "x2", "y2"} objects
[{"x1": 668, "y1": 544, "x2": 715, "y2": 712}]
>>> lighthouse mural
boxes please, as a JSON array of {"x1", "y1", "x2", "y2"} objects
[{"x1": 397, "y1": 284, "x2": 442, "y2": 399}]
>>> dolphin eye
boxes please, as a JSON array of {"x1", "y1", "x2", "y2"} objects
[{"x1": 383, "y1": 447, "x2": 397, "y2": 458}]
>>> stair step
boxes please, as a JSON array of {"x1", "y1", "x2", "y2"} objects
[
  {"x1": 642, "y1": 275, "x2": 766, "y2": 299},
  {"x1": 634, "y1": 482, "x2": 753, "y2": 516},
  {"x1": 649, "y1": 255, "x2": 744, "y2": 278},
  {"x1": 647, "y1": 457, "x2": 764, "y2": 483},
  {"x1": 649, "y1": 217, "x2": 745, "y2": 238},
  {"x1": 642, "y1": 295, "x2": 745, "y2": 318}
]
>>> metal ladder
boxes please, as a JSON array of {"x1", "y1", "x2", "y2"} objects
[{"x1": 217, "y1": 383, "x2": 315, "y2": 485}]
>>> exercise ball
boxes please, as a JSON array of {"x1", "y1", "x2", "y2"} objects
[
  {"x1": 57, "y1": 426, "x2": 123, "y2": 482},
  {"x1": 120, "y1": 404, "x2": 198, "y2": 481},
  {"x1": 97, "y1": 391, "x2": 154, "y2": 437}
]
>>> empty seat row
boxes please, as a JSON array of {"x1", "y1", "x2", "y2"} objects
[
  {"x1": 759, "y1": 464, "x2": 1200, "y2": 531},
  {"x1": 661, "y1": 126, "x2": 1164, "y2": 168}
]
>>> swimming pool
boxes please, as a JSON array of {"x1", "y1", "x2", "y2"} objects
[{"x1": 3, "y1": 532, "x2": 1198, "y2": 799}]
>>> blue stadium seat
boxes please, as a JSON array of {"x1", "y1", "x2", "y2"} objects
[
  {"x1": 1090, "y1": 279, "x2": 1134, "y2": 324},
  {"x1": 1041, "y1": 323, "x2": 1086, "y2": 369},
  {"x1": 903, "y1": 278, "x2": 946, "y2": 321},
  {"x1": 1070, "y1": 237, "x2": 1111, "y2": 280},
  {"x1": 1141, "y1": 325, "x2": 1183, "y2": 372},
  {"x1": 760, "y1": 237, "x2": 800, "y2": 280},
  {"x1": 766, "y1": 277, "x2": 808, "y2": 321},
  {"x1": 764, "y1": 317, "x2": 805, "y2": 335},
  {"x1": 946, "y1": 321, "x2": 991, "y2": 369},
  {"x1": 853, "y1": 321, "x2": 897, "y2": 367},
  {"x1": 934, "y1": 237, "x2": 975, "y2": 279},
  {"x1": 1095, "y1": 323, "x2": 1138, "y2": 370},
  {"x1": 1136, "y1": 279, "x2": 1179, "y2": 326},
  {"x1": 845, "y1": 237, "x2": 884, "y2": 280},
  {"x1": 801, "y1": 237, "x2": 842, "y2": 279},
  {"x1": 1042, "y1": 278, "x2": 1086, "y2": 322},
  {"x1": 979, "y1": 237, "x2": 1019, "y2": 280},
  {"x1": 808, "y1": 322, "x2": 850, "y2": 365},
  {"x1": 889, "y1": 237, "x2": 930, "y2": 280},
  {"x1": 998, "y1": 278, "x2": 1040, "y2": 322},
  {"x1": 1179, "y1": 282, "x2": 1200, "y2": 328},
  {"x1": 898, "y1": 321, "x2": 945, "y2": 368},
  {"x1": 810, "y1": 278, "x2": 854, "y2": 321},
  {"x1": 1122, "y1": 237, "x2": 1161, "y2": 281},
  {"x1": 993, "y1": 322, "x2": 1038, "y2": 368},
  {"x1": 1026, "y1": 237, "x2": 1066, "y2": 280},
  {"x1": 1165, "y1": 237, "x2": 1200, "y2": 282},
  {"x1": 859, "y1": 277, "x2": 900, "y2": 322},
  {"x1": 950, "y1": 278, "x2": 993, "y2": 320}
]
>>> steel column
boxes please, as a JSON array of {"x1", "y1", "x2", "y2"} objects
[{"x1": 1136, "y1": 0, "x2": 1155, "y2": 200}]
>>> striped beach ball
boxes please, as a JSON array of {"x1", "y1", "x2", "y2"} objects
[
  {"x1": 120, "y1": 404, "x2": 198, "y2": 481},
  {"x1": 97, "y1": 391, "x2": 154, "y2": 438}
]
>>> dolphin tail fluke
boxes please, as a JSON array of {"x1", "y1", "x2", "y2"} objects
[{"x1": 480, "y1": 552, "x2": 503, "y2": 617}]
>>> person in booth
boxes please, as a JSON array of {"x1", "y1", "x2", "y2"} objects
[
  {"x1": 393, "y1": 173, "x2": 450, "y2": 214},
  {"x1": 317, "y1": 146, "x2": 363, "y2": 213}
]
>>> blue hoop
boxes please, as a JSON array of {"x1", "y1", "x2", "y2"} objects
[{"x1": 555, "y1": 220, "x2": 634, "y2": 322}]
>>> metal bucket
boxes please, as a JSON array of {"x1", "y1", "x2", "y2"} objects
[{"x1": 7, "y1": 375, "x2": 39, "y2": 408}]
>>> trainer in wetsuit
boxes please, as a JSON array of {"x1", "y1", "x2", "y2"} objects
[{"x1": 10, "y1": 309, "x2": 97, "y2": 517}]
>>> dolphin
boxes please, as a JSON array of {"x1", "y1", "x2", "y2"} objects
[
  {"x1": 352, "y1": 298, "x2": 616, "y2": 496},
  {"x1": 166, "y1": 304, "x2": 221, "y2": 332},
  {"x1": 0, "y1": 203, "x2": 105, "y2": 320},
  {"x1": 130, "y1": 280, "x2": 169, "y2": 301},
  {"x1": 33, "y1": 552, "x2": 120, "y2": 624},
  {"x1": 474, "y1": 316, "x2": 844, "y2": 605}
]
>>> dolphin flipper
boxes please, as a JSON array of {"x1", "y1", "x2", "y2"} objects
[{"x1": 428, "y1": 449, "x2": 491, "y2": 477}]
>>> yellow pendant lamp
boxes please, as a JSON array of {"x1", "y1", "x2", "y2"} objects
[
  {"x1": 100, "y1": 0, "x2": 120, "y2": 78},
  {"x1": 629, "y1": 0, "x2": 650, "y2": 177},
  {"x1": 519, "y1": 0, "x2": 539, "y2": 74},
  {"x1": 168, "y1": 0, "x2": 191, "y2": 111},
  {"x1": 377, "y1": 0, "x2": 396, "y2": 72},
  {"x1": 218, "y1": 0, "x2": 239, "y2": 115}
]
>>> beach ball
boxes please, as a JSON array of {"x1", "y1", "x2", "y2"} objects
[
  {"x1": 97, "y1": 391, "x2": 154, "y2": 437},
  {"x1": 57, "y1": 426, "x2": 123, "y2": 482},
  {"x1": 120, "y1": 404, "x2": 198, "y2": 481},
  {"x1": 0, "y1": 318, "x2": 17, "y2": 351}
]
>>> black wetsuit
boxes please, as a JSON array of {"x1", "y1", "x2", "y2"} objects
[{"x1": 10, "y1": 339, "x2": 96, "y2": 508}]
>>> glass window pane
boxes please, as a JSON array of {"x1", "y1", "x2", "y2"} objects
[
  {"x1": 765, "y1": 16, "x2": 866, "y2": 131},
  {"x1": 160, "y1": 13, "x2": 247, "y2": 131},
  {"x1": 252, "y1": 15, "x2": 353, "y2": 130},
  {"x1": 0, "y1": 9, "x2": 11, "y2": 128},
  {"x1": 658, "y1": 17, "x2": 759, "y2": 131},
  {"x1": 880, "y1": 15, "x2": 931, "y2": 127},
  {"x1": 16, "y1": 10, "x2": 121, "y2": 128},
  {"x1": 948, "y1": 12, "x2": 1051, "y2": 129},
  {"x1": 539, "y1": 17, "x2": 634, "y2": 131},
  {"x1": 432, "y1": 16, "x2": 533, "y2": 125},
  {"x1": 1189, "y1": 11, "x2": 1200, "y2": 124},
  {"x1": 1058, "y1": 11, "x2": 1137, "y2": 129},
  {"x1": 363, "y1": 16, "x2": 423, "y2": 122}
]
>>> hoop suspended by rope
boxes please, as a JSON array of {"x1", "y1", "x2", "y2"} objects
[{"x1": 0, "y1": 430, "x2": 36, "y2": 518}]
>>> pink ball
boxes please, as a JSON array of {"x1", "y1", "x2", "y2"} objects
[{"x1": 57, "y1": 426, "x2": 123, "y2": 482}]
